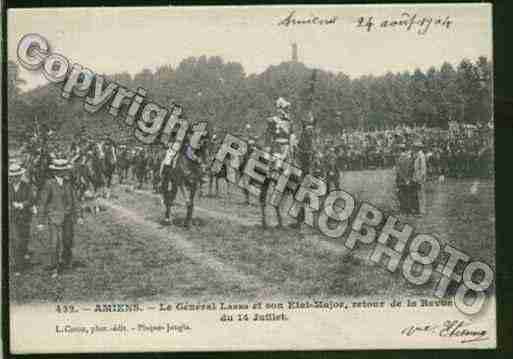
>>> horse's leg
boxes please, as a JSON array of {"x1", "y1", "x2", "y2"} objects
[
  {"x1": 184, "y1": 183, "x2": 196, "y2": 229},
  {"x1": 179, "y1": 183, "x2": 187, "y2": 200},
  {"x1": 164, "y1": 182, "x2": 178, "y2": 223},
  {"x1": 244, "y1": 188, "x2": 250, "y2": 205},
  {"x1": 198, "y1": 175, "x2": 204, "y2": 198},
  {"x1": 108, "y1": 169, "x2": 113, "y2": 188},
  {"x1": 266, "y1": 180, "x2": 282, "y2": 228},
  {"x1": 91, "y1": 181, "x2": 100, "y2": 213},
  {"x1": 296, "y1": 203, "x2": 306, "y2": 229},
  {"x1": 225, "y1": 178, "x2": 231, "y2": 197},
  {"x1": 260, "y1": 182, "x2": 268, "y2": 228},
  {"x1": 164, "y1": 190, "x2": 171, "y2": 222},
  {"x1": 105, "y1": 171, "x2": 111, "y2": 197},
  {"x1": 152, "y1": 172, "x2": 158, "y2": 192},
  {"x1": 275, "y1": 201, "x2": 283, "y2": 228},
  {"x1": 138, "y1": 171, "x2": 143, "y2": 189},
  {"x1": 161, "y1": 175, "x2": 170, "y2": 221},
  {"x1": 105, "y1": 169, "x2": 110, "y2": 188},
  {"x1": 106, "y1": 172, "x2": 112, "y2": 198}
]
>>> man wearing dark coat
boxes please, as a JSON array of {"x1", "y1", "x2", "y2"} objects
[
  {"x1": 36, "y1": 158, "x2": 83, "y2": 277},
  {"x1": 8, "y1": 164, "x2": 35, "y2": 275},
  {"x1": 395, "y1": 143, "x2": 414, "y2": 214}
]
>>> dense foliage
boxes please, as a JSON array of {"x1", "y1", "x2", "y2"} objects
[{"x1": 7, "y1": 55, "x2": 492, "y2": 146}]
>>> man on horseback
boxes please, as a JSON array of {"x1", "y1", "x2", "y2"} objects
[
  {"x1": 265, "y1": 97, "x2": 293, "y2": 169},
  {"x1": 207, "y1": 132, "x2": 227, "y2": 197},
  {"x1": 102, "y1": 138, "x2": 117, "y2": 189},
  {"x1": 160, "y1": 123, "x2": 208, "y2": 228},
  {"x1": 134, "y1": 147, "x2": 148, "y2": 189},
  {"x1": 260, "y1": 97, "x2": 295, "y2": 228},
  {"x1": 296, "y1": 111, "x2": 317, "y2": 175},
  {"x1": 117, "y1": 144, "x2": 130, "y2": 184},
  {"x1": 160, "y1": 140, "x2": 178, "y2": 222}
]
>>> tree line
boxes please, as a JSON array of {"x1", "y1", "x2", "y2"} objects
[{"x1": 7, "y1": 55, "x2": 492, "y2": 146}]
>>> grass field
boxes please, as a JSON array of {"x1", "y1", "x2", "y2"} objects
[{"x1": 9, "y1": 169, "x2": 495, "y2": 304}]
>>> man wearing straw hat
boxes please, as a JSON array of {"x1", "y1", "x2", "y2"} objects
[
  {"x1": 36, "y1": 158, "x2": 83, "y2": 278},
  {"x1": 8, "y1": 163, "x2": 36, "y2": 276}
]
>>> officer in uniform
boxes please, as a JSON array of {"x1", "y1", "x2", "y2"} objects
[{"x1": 266, "y1": 97, "x2": 292, "y2": 169}]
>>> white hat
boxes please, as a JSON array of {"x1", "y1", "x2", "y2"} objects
[
  {"x1": 48, "y1": 158, "x2": 73, "y2": 171},
  {"x1": 276, "y1": 97, "x2": 291, "y2": 109},
  {"x1": 8, "y1": 163, "x2": 26, "y2": 177}
]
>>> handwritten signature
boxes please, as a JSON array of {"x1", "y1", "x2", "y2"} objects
[{"x1": 401, "y1": 320, "x2": 488, "y2": 343}]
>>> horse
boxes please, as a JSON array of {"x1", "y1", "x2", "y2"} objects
[
  {"x1": 258, "y1": 117, "x2": 288, "y2": 228},
  {"x1": 133, "y1": 148, "x2": 148, "y2": 189},
  {"x1": 204, "y1": 134, "x2": 230, "y2": 197},
  {"x1": 202, "y1": 133, "x2": 252, "y2": 203},
  {"x1": 117, "y1": 146, "x2": 131, "y2": 184},
  {"x1": 161, "y1": 132, "x2": 208, "y2": 228},
  {"x1": 102, "y1": 141, "x2": 117, "y2": 188},
  {"x1": 150, "y1": 148, "x2": 165, "y2": 193},
  {"x1": 258, "y1": 118, "x2": 316, "y2": 229},
  {"x1": 208, "y1": 164, "x2": 228, "y2": 197},
  {"x1": 82, "y1": 143, "x2": 107, "y2": 196}
]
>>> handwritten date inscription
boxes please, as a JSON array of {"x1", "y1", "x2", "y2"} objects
[{"x1": 357, "y1": 12, "x2": 452, "y2": 35}]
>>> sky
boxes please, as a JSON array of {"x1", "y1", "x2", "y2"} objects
[{"x1": 8, "y1": 4, "x2": 492, "y2": 92}]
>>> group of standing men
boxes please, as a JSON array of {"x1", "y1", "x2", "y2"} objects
[{"x1": 8, "y1": 157, "x2": 82, "y2": 278}]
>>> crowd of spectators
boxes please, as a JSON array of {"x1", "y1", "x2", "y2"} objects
[{"x1": 313, "y1": 123, "x2": 494, "y2": 179}]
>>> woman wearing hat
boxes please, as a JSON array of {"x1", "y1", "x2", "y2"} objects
[
  {"x1": 36, "y1": 158, "x2": 83, "y2": 277},
  {"x1": 8, "y1": 163, "x2": 35, "y2": 275}
]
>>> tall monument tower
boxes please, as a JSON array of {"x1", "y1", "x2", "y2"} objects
[{"x1": 291, "y1": 43, "x2": 298, "y2": 62}]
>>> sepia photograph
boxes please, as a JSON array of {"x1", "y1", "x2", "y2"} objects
[{"x1": 5, "y1": 3, "x2": 495, "y2": 353}]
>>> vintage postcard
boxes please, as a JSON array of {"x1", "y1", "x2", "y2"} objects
[{"x1": 5, "y1": 4, "x2": 495, "y2": 353}]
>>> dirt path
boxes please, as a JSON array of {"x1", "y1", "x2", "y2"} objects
[
  {"x1": 98, "y1": 198, "x2": 266, "y2": 291},
  {"x1": 115, "y1": 185, "x2": 374, "y2": 262}
]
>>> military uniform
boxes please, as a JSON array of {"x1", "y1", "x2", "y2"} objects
[{"x1": 266, "y1": 97, "x2": 293, "y2": 169}]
